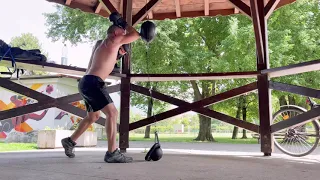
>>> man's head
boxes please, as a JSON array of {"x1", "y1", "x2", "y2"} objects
[{"x1": 107, "y1": 25, "x2": 126, "y2": 37}]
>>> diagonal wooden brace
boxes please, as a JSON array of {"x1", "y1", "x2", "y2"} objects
[
  {"x1": 264, "y1": 0, "x2": 280, "y2": 19},
  {"x1": 132, "y1": 0, "x2": 161, "y2": 26},
  {"x1": 271, "y1": 107, "x2": 320, "y2": 133},
  {"x1": 269, "y1": 81, "x2": 320, "y2": 99},
  {"x1": 129, "y1": 82, "x2": 258, "y2": 131},
  {"x1": 228, "y1": 0, "x2": 251, "y2": 18}
]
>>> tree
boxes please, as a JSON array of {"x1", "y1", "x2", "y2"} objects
[{"x1": 9, "y1": 33, "x2": 49, "y2": 75}]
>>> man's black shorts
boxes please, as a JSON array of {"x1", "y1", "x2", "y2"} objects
[{"x1": 78, "y1": 75, "x2": 113, "y2": 112}]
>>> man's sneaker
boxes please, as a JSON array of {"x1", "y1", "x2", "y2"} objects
[
  {"x1": 61, "y1": 137, "x2": 76, "y2": 158},
  {"x1": 104, "y1": 149, "x2": 133, "y2": 163}
]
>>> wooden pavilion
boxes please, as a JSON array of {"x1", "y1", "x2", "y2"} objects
[{"x1": 1, "y1": 0, "x2": 319, "y2": 156}]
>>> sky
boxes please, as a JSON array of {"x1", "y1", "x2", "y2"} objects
[
  {"x1": 0, "y1": 0, "x2": 144, "y2": 114},
  {"x1": 0, "y1": 0, "x2": 92, "y2": 68}
]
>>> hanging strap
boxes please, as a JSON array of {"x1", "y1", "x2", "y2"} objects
[
  {"x1": 154, "y1": 131, "x2": 160, "y2": 144},
  {"x1": 0, "y1": 45, "x2": 17, "y2": 75}
]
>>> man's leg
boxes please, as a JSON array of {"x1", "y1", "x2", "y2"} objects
[
  {"x1": 101, "y1": 103, "x2": 133, "y2": 163},
  {"x1": 101, "y1": 103, "x2": 118, "y2": 153},
  {"x1": 70, "y1": 112, "x2": 100, "y2": 141},
  {"x1": 61, "y1": 111, "x2": 100, "y2": 158}
]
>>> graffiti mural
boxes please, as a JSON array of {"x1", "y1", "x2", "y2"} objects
[{"x1": 0, "y1": 81, "x2": 93, "y2": 139}]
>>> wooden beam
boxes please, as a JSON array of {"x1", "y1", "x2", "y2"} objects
[
  {"x1": 261, "y1": 59, "x2": 320, "y2": 78},
  {"x1": 175, "y1": 0, "x2": 181, "y2": 17},
  {"x1": 0, "y1": 78, "x2": 51, "y2": 102},
  {"x1": 271, "y1": 107, "x2": 320, "y2": 133},
  {"x1": 132, "y1": 0, "x2": 161, "y2": 26},
  {"x1": 65, "y1": 0, "x2": 72, "y2": 5},
  {"x1": 269, "y1": 81, "x2": 320, "y2": 99},
  {"x1": 119, "y1": 0, "x2": 123, "y2": 14},
  {"x1": 94, "y1": 2, "x2": 103, "y2": 13},
  {"x1": 130, "y1": 84, "x2": 259, "y2": 133},
  {"x1": 204, "y1": 0, "x2": 209, "y2": 16},
  {"x1": 147, "y1": 0, "x2": 154, "y2": 19},
  {"x1": 130, "y1": 71, "x2": 258, "y2": 82},
  {"x1": 234, "y1": 8, "x2": 240, "y2": 14},
  {"x1": 47, "y1": 0, "x2": 109, "y2": 17},
  {"x1": 0, "y1": 100, "x2": 56, "y2": 121},
  {"x1": 99, "y1": 0, "x2": 118, "y2": 14},
  {"x1": 228, "y1": 0, "x2": 251, "y2": 18},
  {"x1": 129, "y1": 82, "x2": 257, "y2": 130},
  {"x1": 119, "y1": 0, "x2": 132, "y2": 153},
  {"x1": 264, "y1": 0, "x2": 280, "y2": 19},
  {"x1": 0, "y1": 58, "x2": 124, "y2": 81}
]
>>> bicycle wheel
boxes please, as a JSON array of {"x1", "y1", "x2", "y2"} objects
[{"x1": 272, "y1": 106, "x2": 320, "y2": 157}]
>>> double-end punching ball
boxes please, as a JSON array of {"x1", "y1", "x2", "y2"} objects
[
  {"x1": 140, "y1": 21, "x2": 156, "y2": 43},
  {"x1": 145, "y1": 131, "x2": 163, "y2": 161}
]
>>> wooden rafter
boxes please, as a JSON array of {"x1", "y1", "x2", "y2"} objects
[
  {"x1": 147, "y1": 0, "x2": 154, "y2": 19},
  {"x1": 228, "y1": 0, "x2": 252, "y2": 18},
  {"x1": 65, "y1": 0, "x2": 72, "y2": 5},
  {"x1": 175, "y1": 0, "x2": 181, "y2": 17},
  {"x1": 94, "y1": 2, "x2": 103, "y2": 13},
  {"x1": 264, "y1": 0, "x2": 281, "y2": 19},
  {"x1": 204, "y1": 0, "x2": 209, "y2": 16},
  {"x1": 99, "y1": 0, "x2": 118, "y2": 14},
  {"x1": 132, "y1": 0, "x2": 161, "y2": 26}
]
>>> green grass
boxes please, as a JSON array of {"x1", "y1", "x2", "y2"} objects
[
  {"x1": 100, "y1": 133, "x2": 259, "y2": 144},
  {"x1": 0, "y1": 142, "x2": 38, "y2": 152},
  {"x1": 129, "y1": 134, "x2": 258, "y2": 144}
]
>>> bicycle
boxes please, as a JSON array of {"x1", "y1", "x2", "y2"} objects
[{"x1": 272, "y1": 97, "x2": 319, "y2": 157}]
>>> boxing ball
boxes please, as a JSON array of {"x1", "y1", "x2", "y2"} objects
[
  {"x1": 145, "y1": 143, "x2": 163, "y2": 161},
  {"x1": 140, "y1": 21, "x2": 156, "y2": 43}
]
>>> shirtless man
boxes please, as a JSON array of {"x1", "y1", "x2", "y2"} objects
[{"x1": 61, "y1": 12, "x2": 140, "y2": 163}]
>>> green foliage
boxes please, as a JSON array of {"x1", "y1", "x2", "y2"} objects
[{"x1": 44, "y1": 1, "x2": 320, "y2": 138}]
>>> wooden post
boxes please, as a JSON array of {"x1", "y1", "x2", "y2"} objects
[
  {"x1": 119, "y1": 0, "x2": 132, "y2": 153},
  {"x1": 250, "y1": 0, "x2": 274, "y2": 156}
]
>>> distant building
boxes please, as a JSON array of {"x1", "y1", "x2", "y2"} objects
[{"x1": 61, "y1": 44, "x2": 68, "y2": 65}]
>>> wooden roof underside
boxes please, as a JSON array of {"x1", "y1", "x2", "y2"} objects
[{"x1": 47, "y1": 0, "x2": 296, "y2": 24}]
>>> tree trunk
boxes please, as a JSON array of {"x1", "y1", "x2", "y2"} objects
[
  {"x1": 232, "y1": 96, "x2": 243, "y2": 139},
  {"x1": 288, "y1": 95, "x2": 296, "y2": 105},
  {"x1": 241, "y1": 96, "x2": 248, "y2": 139},
  {"x1": 279, "y1": 95, "x2": 287, "y2": 109},
  {"x1": 191, "y1": 80, "x2": 215, "y2": 142},
  {"x1": 144, "y1": 82, "x2": 154, "y2": 139}
]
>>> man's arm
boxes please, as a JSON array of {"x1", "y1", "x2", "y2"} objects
[
  {"x1": 86, "y1": 40, "x2": 102, "y2": 73},
  {"x1": 119, "y1": 25, "x2": 140, "y2": 45}
]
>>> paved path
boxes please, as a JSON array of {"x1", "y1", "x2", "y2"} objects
[
  {"x1": 97, "y1": 140, "x2": 320, "y2": 156},
  {"x1": 0, "y1": 149, "x2": 319, "y2": 180}
]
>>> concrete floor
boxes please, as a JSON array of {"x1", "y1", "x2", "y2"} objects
[{"x1": 0, "y1": 148, "x2": 319, "y2": 180}]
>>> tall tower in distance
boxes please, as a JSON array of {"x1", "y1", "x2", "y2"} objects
[{"x1": 61, "y1": 44, "x2": 68, "y2": 65}]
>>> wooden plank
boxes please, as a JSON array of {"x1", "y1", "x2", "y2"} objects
[
  {"x1": 175, "y1": 0, "x2": 181, "y2": 17},
  {"x1": 269, "y1": 81, "x2": 320, "y2": 99},
  {"x1": 65, "y1": 0, "x2": 72, "y2": 5},
  {"x1": 0, "y1": 78, "x2": 51, "y2": 102},
  {"x1": 228, "y1": 0, "x2": 251, "y2": 18},
  {"x1": 132, "y1": 0, "x2": 161, "y2": 26},
  {"x1": 261, "y1": 60, "x2": 320, "y2": 78},
  {"x1": 0, "y1": 100, "x2": 56, "y2": 121},
  {"x1": 129, "y1": 82, "x2": 257, "y2": 130},
  {"x1": 119, "y1": 0, "x2": 132, "y2": 152},
  {"x1": 130, "y1": 71, "x2": 258, "y2": 82},
  {"x1": 47, "y1": 0, "x2": 109, "y2": 17},
  {"x1": 271, "y1": 107, "x2": 320, "y2": 133},
  {"x1": 151, "y1": 9, "x2": 234, "y2": 20},
  {"x1": 95, "y1": 2, "x2": 103, "y2": 13},
  {"x1": 264, "y1": 0, "x2": 280, "y2": 19},
  {"x1": 204, "y1": 0, "x2": 209, "y2": 16},
  {"x1": 99, "y1": 0, "x2": 118, "y2": 14},
  {"x1": 131, "y1": 84, "x2": 259, "y2": 132},
  {"x1": 0, "y1": 58, "x2": 124, "y2": 81}
]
